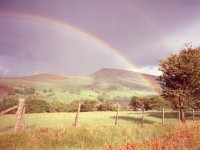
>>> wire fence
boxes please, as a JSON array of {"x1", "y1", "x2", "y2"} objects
[{"x1": 1, "y1": 100, "x2": 200, "y2": 132}]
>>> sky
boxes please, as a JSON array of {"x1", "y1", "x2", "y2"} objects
[{"x1": 0, "y1": 0, "x2": 200, "y2": 77}]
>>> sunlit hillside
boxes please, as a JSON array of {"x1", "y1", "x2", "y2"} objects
[{"x1": 0, "y1": 68, "x2": 160, "y2": 102}]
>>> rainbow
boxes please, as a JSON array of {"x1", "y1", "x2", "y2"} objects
[{"x1": 0, "y1": 11, "x2": 159, "y2": 95}]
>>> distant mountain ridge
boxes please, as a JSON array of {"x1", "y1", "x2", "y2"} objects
[{"x1": 92, "y1": 68, "x2": 157, "y2": 81}]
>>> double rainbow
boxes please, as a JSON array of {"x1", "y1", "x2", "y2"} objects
[{"x1": 0, "y1": 11, "x2": 159, "y2": 95}]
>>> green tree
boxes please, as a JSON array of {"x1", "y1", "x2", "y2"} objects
[
  {"x1": 146, "y1": 96, "x2": 170, "y2": 110},
  {"x1": 130, "y1": 96, "x2": 141, "y2": 111},
  {"x1": 68, "y1": 100, "x2": 81, "y2": 112},
  {"x1": 81, "y1": 100, "x2": 98, "y2": 112},
  {"x1": 97, "y1": 101, "x2": 113, "y2": 111},
  {"x1": 158, "y1": 46, "x2": 200, "y2": 122},
  {"x1": 0, "y1": 96, "x2": 18, "y2": 113},
  {"x1": 112, "y1": 103, "x2": 120, "y2": 111},
  {"x1": 50, "y1": 100, "x2": 69, "y2": 112},
  {"x1": 26, "y1": 99, "x2": 50, "y2": 113}
]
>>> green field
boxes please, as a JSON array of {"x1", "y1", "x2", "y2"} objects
[
  {"x1": 0, "y1": 111, "x2": 178, "y2": 132},
  {"x1": 1, "y1": 111, "x2": 199, "y2": 132},
  {"x1": 0, "y1": 111, "x2": 200, "y2": 150}
]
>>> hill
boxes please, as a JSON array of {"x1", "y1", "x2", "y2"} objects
[{"x1": 0, "y1": 68, "x2": 160, "y2": 102}]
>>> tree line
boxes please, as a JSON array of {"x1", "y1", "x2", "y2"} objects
[
  {"x1": 0, "y1": 95, "x2": 120, "y2": 113},
  {"x1": 0, "y1": 94, "x2": 172, "y2": 113}
]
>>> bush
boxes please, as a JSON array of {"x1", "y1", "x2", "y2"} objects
[
  {"x1": 25, "y1": 87, "x2": 36, "y2": 95},
  {"x1": 130, "y1": 96, "x2": 142, "y2": 111},
  {"x1": 130, "y1": 96, "x2": 170, "y2": 111},
  {"x1": 81, "y1": 100, "x2": 98, "y2": 112},
  {"x1": 26, "y1": 99, "x2": 51, "y2": 113},
  {"x1": 50, "y1": 100, "x2": 69, "y2": 112},
  {"x1": 97, "y1": 101, "x2": 113, "y2": 111},
  {"x1": 112, "y1": 103, "x2": 120, "y2": 111},
  {"x1": 0, "y1": 96, "x2": 18, "y2": 113},
  {"x1": 68, "y1": 100, "x2": 81, "y2": 112}
]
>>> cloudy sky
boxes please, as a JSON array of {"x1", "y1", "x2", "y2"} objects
[{"x1": 0, "y1": 0, "x2": 200, "y2": 77}]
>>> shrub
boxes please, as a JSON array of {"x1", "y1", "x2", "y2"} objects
[
  {"x1": 50, "y1": 100, "x2": 69, "y2": 112},
  {"x1": 112, "y1": 103, "x2": 120, "y2": 111},
  {"x1": 26, "y1": 99, "x2": 51, "y2": 113},
  {"x1": 68, "y1": 100, "x2": 81, "y2": 112},
  {"x1": 97, "y1": 101, "x2": 113, "y2": 111},
  {"x1": 0, "y1": 96, "x2": 18, "y2": 113},
  {"x1": 81, "y1": 100, "x2": 98, "y2": 112}
]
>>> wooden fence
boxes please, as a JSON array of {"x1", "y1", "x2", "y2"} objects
[
  {"x1": 0, "y1": 98, "x2": 25, "y2": 132},
  {"x1": 1, "y1": 100, "x2": 199, "y2": 131}
]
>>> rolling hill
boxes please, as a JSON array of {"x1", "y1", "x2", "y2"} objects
[{"x1": 0, "y1": 68, "x2": 160, "y2": 102}]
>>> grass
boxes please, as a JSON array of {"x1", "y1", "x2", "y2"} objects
[
  {"x1": 1, "y1": 111, "x2": 200, "y2": 150},
  {"x1": 0, "y1": 111, "x2": 180, "y2": 132},
  {"x1": 0, "y1": 122, "x2": 200, "y2": 150}
]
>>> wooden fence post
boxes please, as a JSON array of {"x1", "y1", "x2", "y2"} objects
[
  {"x1": 192, "y1": 109, "x2": 195, "y2": 121},
  {"x1": 162, "y1": 108, "x2": 165, "y2": 125},
  {"x1": 141, "y1": 109, "x2": 144, "y2": 127},
  {"x1": 74, "y1": 103, "x2": 81, "y2": 127},
  {"x1": 115, "y1": 106, "x2": 119, "y2": 126},
  {"x1": 14, "y1": 98, "x2": 25, "y2": 132},
  {"x1": 178, "y1": 109, "x2": 181, "y2": 122}
]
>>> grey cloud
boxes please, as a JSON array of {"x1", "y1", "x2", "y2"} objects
[{"x1": 0, "y1": 0, "x2": 200, "y2": 76}]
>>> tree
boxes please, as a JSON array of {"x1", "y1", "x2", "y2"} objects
[
  {"x1": 112, "y1": 103, "x2": 120, "y2": 111},
  {"x1": 130, "y1": 96, "x2": 170, "y2": 111},
  {"x1": 0, "y1": 96, "x2": 18, "y2": 113},
  {"x1": 130, "y1": 96, "x2": 141, "y2": 111},
  {"x1": 68, "y1": 100, "x2": 81, "y2": 112},
  {"x1": 97, "y1": 101, "x2": 113, "y2": 111},
  {"x1": 81, "y1": 100, "x2": 98, "y2": 112},
  {"x1": 146, "y1": 96, "x2": 170, "y2": 110},
  {"x1": 50, "y1": 100, "x2": 69, "y2": 112},
  {"x1": 158, "y1": 46, "x2": 200, "y2": 122},
  {"x1": 26, "y1": 99, "x2": 51, "y2": 113}
]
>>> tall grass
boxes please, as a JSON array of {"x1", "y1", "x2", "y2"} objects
[
  {"x1": 0, "y1": 111, "x2": 199, "y2": 150},
  {"x1": 1, "y1": 122, "x2": 200, "y2": 150}
]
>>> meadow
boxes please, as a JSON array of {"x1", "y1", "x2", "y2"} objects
[{"x1": 1, "y1": 111, "x2": 200, "y2": 150}]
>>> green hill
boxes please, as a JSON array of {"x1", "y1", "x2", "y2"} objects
[{"x1": 0, "y1": 68, "x2": 160, "y2": 103}]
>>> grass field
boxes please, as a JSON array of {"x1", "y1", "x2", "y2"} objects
[
  {"x1": 0, "y1": 111, "x2": 179, "y2": 132},
  {"x1": 0, "y1": 111, "x2": 200, "y2": 150}
]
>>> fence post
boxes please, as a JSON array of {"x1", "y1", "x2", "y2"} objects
[
  {"x1": 178, "y1": 109, "x2": 181, "y2": 122},
  {"x1": 192, "y1": 109, "x2": 195, "y2": 121},
  {"x1": 74, "y1": 103, "x2": 81, "y2": 127},
  {"x1": 21, "y1": 106, "x2": 26, "y2": 129},
  {"x1": 162, "y1": 108, "x2": 165, "y2": 125},
  {"x1": 115, "y1": 106, "x2": 119, "y2": 126},
  {"x1": 141, "y1": 109, "x2": 144, "y2": 127},
  {"x1": 14, "y1": 98, "x2": 25, "y2": 132}
]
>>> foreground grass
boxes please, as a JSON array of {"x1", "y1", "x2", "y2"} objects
[
  {"x1": 0, "y1": 122, "x2": 200, "y2": 150},
  {"x1": 1, "y1": 111, "x2": 199, "y2": 150},
  {"x1": 107, "y1": 122, "x2": 200, "y2": 150}
]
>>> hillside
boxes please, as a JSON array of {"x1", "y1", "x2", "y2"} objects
[
  {"x1": 0, "y1": 68, "x2": 160, "y2": 102},
  {"x1": 92, "y1": 68, "x2": 159, "y2": 92}
]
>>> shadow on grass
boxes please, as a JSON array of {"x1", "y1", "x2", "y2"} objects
[
  {"x1": 146, "y1": 111, "x2": 200, "y2": 121},
  {"x1": 147, "y1": 112, "x2": 178, "y2": 119},
  {"x1": 125, "y1": 111, "x2": 200, "y2": 121},
  {"x1": 110, "y1": 116, "x2": 155, "y2": 124}
]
